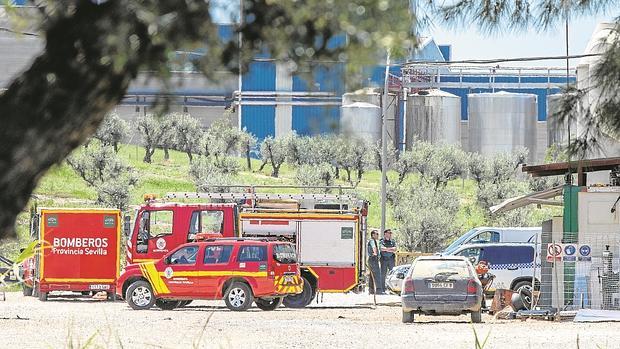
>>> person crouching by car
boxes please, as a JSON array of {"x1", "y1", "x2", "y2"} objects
[{"x1": 367, "y1": 230, "x2": 382, "y2": 294}]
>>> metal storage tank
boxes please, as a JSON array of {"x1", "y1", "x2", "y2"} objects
[
  {"x1": 340, "y1": 102, "x2": 382, "y2": 141},
  {"x1": 468, "y1": 91, "x2": 537, "y2": 160},
  {"x1": 342, "y1": 88, "x2": 398, "y2": 146},
  {"x1": 405, "y1": 89, "x2": 461, "y2": 148}
]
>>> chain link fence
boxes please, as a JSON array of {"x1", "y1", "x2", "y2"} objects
[{"x1": 536, "y1": 231, "x2": 620, "y2": 311}]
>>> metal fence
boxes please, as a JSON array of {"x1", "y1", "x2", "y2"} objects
[{"x1": 536, "y1": 231, "x2": 620, "y2": 311}]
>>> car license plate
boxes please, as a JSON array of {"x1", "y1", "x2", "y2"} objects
[
  {"x1": 429, "y1": 282, "x2": 453, "y2": 289},
  {"x1": 284, "y1": 275, "x2": 294, "y2": 283},
  {"x1": 89, "y1": 284, "x2": 110, "y2": 290}
]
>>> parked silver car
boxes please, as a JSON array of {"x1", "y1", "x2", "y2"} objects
[
  {"x1": 401, "y1": 256, "x2": 483, "y2": 323},
  {"x1": 385, "y1": 264, "x2": 410, "y2": 294}
]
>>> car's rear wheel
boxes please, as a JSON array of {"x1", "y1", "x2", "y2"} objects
[
  {"x1": 179, "y1": 300, "x2": 193, "y2": 307},
  {"x1": 224, "y1": 282, "x2": 254, "y2": 311},
  {"x1": 22, "y1": 285, "x2": 33, "y2": 297},
  {"x1": 471, "y1": 310, "x2": 482, "y2": 323},
  {"x1": 255, "y1": 297, "x2": 282, "y2": 311},
  {"x1": 283, "y1": 276, "x2": 313, "y2": 308},
  {"x1": 155, "y1": 299, "x2": 181, "y2": 310},
  {"x1": 126, "y1": 280, "x2": 155, "y2": 310},
  {"x1": 402, "y1": 310, "x2": 415, "y2": 323}
]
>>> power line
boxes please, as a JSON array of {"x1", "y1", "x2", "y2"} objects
[{"x1": 402, "y1": 53, "x2": 602, "y2": 66}]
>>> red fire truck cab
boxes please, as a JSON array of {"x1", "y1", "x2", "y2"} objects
[
  {"x1": 124, "y1": 191, "x2": 368, "y2": 308},
  {"x1": 118, "y1": 238, "x2": 302, "y2": 311},
  {"x1": 126, "y1": 202, "x2": 237, "y2": 264}
]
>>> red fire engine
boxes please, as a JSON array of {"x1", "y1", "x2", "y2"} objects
[
  {"x1": 125, "y1": 189, "x2": 368, "y2": 308},
  {"x1": 21, "y1": 208, "x2": 122, "y2": 301}
]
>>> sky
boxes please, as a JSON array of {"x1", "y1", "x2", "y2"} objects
[
  {"x1": 428, "y1": 12, "x2": 617, "y2": 67},
  {"x1": 211, "y1": 1, "x2": 617, "y2": 68}
]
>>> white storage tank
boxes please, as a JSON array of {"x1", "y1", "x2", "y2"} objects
[
  {"x1": 341, "y1": 88, "x2": 397, "y2": 146},
  {"x1": 405, "y1": 89, "x2": 461, "y2": 148},
  {"x1": 340, "y1": 102, "x2": 382, "y2": 141},
  {"x1": 468, "y1": 91, "x2": 538, "y2": 160}
]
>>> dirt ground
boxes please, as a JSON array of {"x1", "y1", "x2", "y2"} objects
[{"x1": 2, "y1": 292, "x2": 620, "y2": 349}]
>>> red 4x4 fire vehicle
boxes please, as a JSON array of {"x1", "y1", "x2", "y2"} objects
[{"x1": 118, "y1": 238, "x2": 302, "y2": 311}]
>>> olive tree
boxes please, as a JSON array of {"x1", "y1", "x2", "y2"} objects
[
  {"x1": 172, "y1": 113, "x2": 203, "y2": 162},
  {"x1": 93, "y1": 112, "x2": 129, "y2": 153},
  {"x1": 392, "y1": 183, "x2": 460, "y2": 253},
  {"x1": 295, "y1": 163, "x2": 336, "y2": 189},
  {"x1": 259, "y1": 136, "x2": 287, "y2": 178},
  {"x1": 238, "y1": 129, "x2": 257, "y2": 171},
  {"x1": 136, "y1": 113, "x2": 178, "y2": 163},
  {"x1": 334, "y1": 136, "x2": 369, "y2": 186},
  {"x1": 0, "y1": 0, "x2": 415, "y2": 240},
  {"x1": 66, "y1": 142, "x2": 138, "y2": 210}
]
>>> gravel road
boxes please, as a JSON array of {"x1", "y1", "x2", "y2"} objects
[{"x1": 1, "y1": 292, "x2": 620, "y2": 349}]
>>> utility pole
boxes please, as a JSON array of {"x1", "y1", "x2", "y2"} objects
[
  {"x1": 237, "y1": 0, "x2": 243, "y2": 131},
  {"x1": 381, "y1": 51, "x2": 391, "y2": 234}
]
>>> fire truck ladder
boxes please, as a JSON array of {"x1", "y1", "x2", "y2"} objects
[{"x1": 164, "y1": 192, "x2": 358, "y2": 202}]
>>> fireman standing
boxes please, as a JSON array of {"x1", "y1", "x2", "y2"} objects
[
  {"x1": 367, "y1": 230, "x2": 382, "y2": 294},
  {"x1": 380, "y1": 229, "x2": 397, "y2": 292}
]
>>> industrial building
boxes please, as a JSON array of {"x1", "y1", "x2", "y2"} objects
[{"x1": 1, "y1": 3, "x2": 613, "y2": 165}]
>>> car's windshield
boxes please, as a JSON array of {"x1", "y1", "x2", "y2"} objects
[
  {"x1": 442, "y1": 228, "x2": 477, "y2": 255},
  {"x1": 411, "y1": 260, "x2": 470, "y2": 278},
  {"x1": 273, "y1": 244, "x2": 297, "y2": 264}
]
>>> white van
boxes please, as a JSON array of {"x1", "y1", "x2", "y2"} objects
[
  {"x1": 442, "y1": 227, "x2": 541, "y2": 255},
  {"x1": 447, "y1": 243, "x2": 541, "y2": 293}
]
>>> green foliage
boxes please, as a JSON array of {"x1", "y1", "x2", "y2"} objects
[
  {"x1": 189, "y1": 157, "x2": 236, "y2": 193},
  {"x1": 136, "y1": 114, "x2": 168, "y2": 164},
  {"x1": 170, "y1": 113, "x2": 203, "y2": 162},
  {"x1": 259, "y1": 136, "x2": 288, "y2": 178},
  {"x1": 93, "y1": 112, "x2": 129, "y2": 153},
  {"x1": 334, "y1": 136, "x2": 370, "y2": 186},
  {"x1": 66, "y1": 142, "x2": 138, "y2": 210},
  {"x1": 470, "y1": 148, "x2": 535, "y2": 226},
  {"x1": 392, "y1": 182, "x2": 461, "y2": 253},
  {"x1": 368, "y1": 140, "x2": 397, "y2": 172},
  {"x1": 295, "y1": 163, "x2": 337, "y2": 189}
]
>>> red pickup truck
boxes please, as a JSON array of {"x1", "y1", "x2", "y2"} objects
[{"x1": 118, "y1": 238, "x2": 302, "y2": 311}]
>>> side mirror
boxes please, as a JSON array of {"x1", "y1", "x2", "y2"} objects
[
  {"x1": 123, "y1": 215, "x2": 131, "y2": 237},
  {"x1": 396, "y1": 272, "x2": 405, "y2": 279},
  {"x1": 164, "y1": 256, "x2": 171, "y2": 265}
]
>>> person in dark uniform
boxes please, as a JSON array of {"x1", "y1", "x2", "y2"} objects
[
  {"x1": 380, "y1": 229, "x2": 397, "y2": 293},
  {"x1": 367, "y1": 230, "x2": 382, "y2": 294}
]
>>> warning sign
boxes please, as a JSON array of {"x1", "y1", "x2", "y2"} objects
[{"x1": 547, "y1": 243, "x2": 563, "y2": 263}]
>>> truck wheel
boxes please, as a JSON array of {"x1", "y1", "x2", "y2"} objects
[
  {"x1": 402, "y1": 310, "x2": 414, "y2": 323},
  {"x1": 255, "y1": 297, "x2": 282, "y2": 311},
  {"x1": 38, "y1": 291, "x2": 48, "y2": 302},
  {"x1": 156, "y1": 299, "x2": 181, "y2": 310},
  {"x1": 126, "y1": 280, "x2": 155, "y2": 310},
  {"x1": 471, "y1": 310, "x2": 482, "y2": 323},
  {"x1": 22, "y1": 285, "x2": 33, "y2": 297},
  {"x1": 283, "y1": 276, "x2": 314, "y2": 308},
  {"x1": 224, "y1": 282, "x2": 254, "y2": 311}
]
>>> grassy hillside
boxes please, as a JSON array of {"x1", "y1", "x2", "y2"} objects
[{"x1": 1, "y1": 143, "x2": 559, "y2": 259}]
